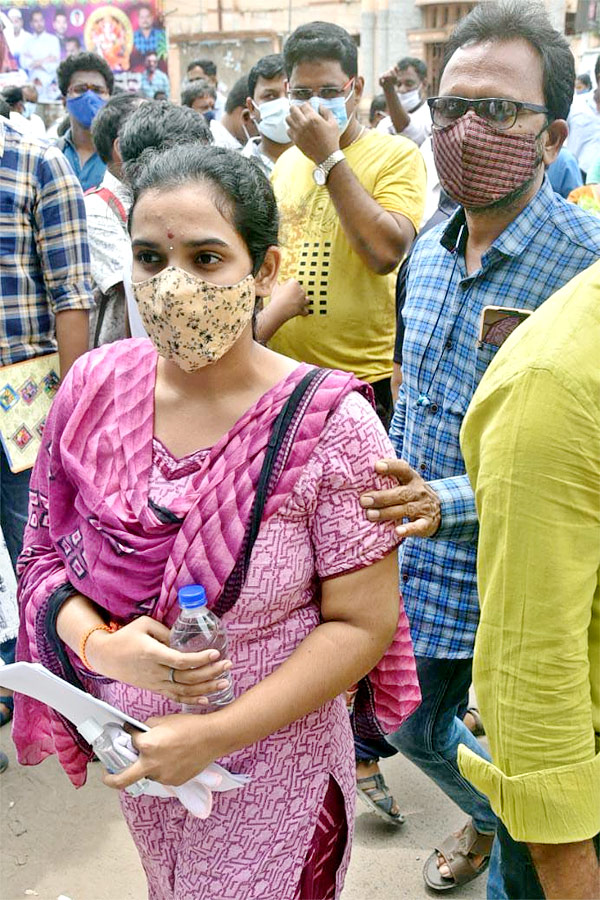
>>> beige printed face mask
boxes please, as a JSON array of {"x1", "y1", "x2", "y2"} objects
[{"x1": 132, "y1": 266, "x2": 256, "y2": 372}]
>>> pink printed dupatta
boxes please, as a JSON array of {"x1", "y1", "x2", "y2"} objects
[{"x1": 14, "y1": 339, "x2": 419, "y2": 786}]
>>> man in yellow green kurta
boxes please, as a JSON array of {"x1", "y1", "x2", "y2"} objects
[{"x1": 460, "y1": 259, "x2": 600, "y2": 898}]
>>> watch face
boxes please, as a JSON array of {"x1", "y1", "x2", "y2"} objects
[{"x1": 312, "y1": 167, "x2": 326, "y2": 186}]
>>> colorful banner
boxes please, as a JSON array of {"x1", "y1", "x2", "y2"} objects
[{"x1": 0, "y1": 0, "x2": 167, "y2": 101}]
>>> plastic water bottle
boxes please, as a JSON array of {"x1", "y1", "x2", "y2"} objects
[
  {"x1": 170, "y1": 584, "x2": 234, "y2": 714},
  {"x1": 78, "y1": 717, "x2": 150, "y2": 797}
]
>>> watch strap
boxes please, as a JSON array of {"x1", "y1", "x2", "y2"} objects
[{"x1": 319, "y1": 149, "x2": 345, "y2": 179}]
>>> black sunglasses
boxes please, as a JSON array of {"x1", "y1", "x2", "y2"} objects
[{"x1": 428, "y1": 96, "x2": 548, "y2": 131}]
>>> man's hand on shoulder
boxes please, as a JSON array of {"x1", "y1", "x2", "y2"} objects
[
  {"x1": 285, "y1": 102, "x2": 340, "y2": 165},
  {"x1": 360, "y1": 459, "x2": 441, "y2": 538}
]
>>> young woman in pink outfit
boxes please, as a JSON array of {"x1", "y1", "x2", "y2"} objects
[{"x1": 14, "y1": 145, "x2": 419, "y2": 900}]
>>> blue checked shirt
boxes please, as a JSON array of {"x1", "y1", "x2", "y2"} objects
[
  {"x1": 391, "y1": 176, "x2": 600, "y2": 658},
  {"x1": 0, "y1": 121, "x2": 93, "y2": 366}
]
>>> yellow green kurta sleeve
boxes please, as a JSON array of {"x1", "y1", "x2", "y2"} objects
[{"x1": 459, "y1": 260, "x2": 600, "y2": 844}]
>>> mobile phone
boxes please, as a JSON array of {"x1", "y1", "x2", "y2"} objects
[{"x1": 478, "y1": 305, "x2": 532, "y2": 348}]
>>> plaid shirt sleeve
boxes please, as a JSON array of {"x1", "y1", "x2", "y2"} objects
[
  {"x1": 33, "y1": 145, "x2": 94, "y2": 314},
  {"x1": 388, "y1": 382, "x2": 406, "y2": 454},
  {"x1": 429, "y1": 474, "x2": 478, "y2": 542}
]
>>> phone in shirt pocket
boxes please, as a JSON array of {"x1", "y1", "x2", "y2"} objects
[{"x1": 478, "y1": 305, "x2": 532, "y2": 348}]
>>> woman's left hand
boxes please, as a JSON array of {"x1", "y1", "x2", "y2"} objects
[{"x1": 103, "y1": 713, "x2": 222, "y2": 789}]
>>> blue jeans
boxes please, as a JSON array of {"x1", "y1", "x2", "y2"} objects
[
  {"x1": 356, "y1": 656, "x2": 498, "y2": 835},
  {"x1": 0, "y1": 445, "x2": 30, "y2": 666}
]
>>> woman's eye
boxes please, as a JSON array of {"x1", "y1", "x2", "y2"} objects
[
  {"x1": 135, "y1": 250, "x2": 161, "y2": 265},
  {"x1": 197, "y1": 252, "x2": 221, "y2": 265}
]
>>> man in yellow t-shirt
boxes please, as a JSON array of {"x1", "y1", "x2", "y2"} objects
[{"x1": 269, "y1": 21, "x2": 426, "y2": 422}]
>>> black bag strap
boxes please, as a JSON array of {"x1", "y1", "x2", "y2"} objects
[{"x1": 213, "y1": 366, "x2": 325, "y2": 617}]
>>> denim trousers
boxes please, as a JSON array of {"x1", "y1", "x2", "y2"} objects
[
  {"x1": 356, "y1": 655, "x2": 498, "y2": 835},
  {"x1": 0, "y1": 446, "x2": 30, "y2": 666}
]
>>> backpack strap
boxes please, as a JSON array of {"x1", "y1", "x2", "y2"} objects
[{"x1": 213, "y1": 367, "x2": 327, "y2": 618}]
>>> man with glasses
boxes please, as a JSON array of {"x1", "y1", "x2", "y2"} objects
[
  {"x1": 355, "y1": 1, "x2": 600, "y2": 893},
  {"x1": 268, "y1": 21, "x2": 426, "y2": 426},
  {"x1": 56, "y1": 51, "x2": 113, "y2": 191}
]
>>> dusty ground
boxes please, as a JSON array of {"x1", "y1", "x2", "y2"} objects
[{"x1": 1, "y1": 725, "x2": 486, "y2": 900}]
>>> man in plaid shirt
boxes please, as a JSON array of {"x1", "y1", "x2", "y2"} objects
[
  {"x1": 0, "y1": 118, "x2": 93, "y2": 640},
  {"x1": 355, "y1": 2, "x2": 600, "y2": 894}
]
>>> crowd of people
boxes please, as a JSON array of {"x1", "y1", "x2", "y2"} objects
[{"x1": 0, "y1": 1, "x2": 599, "y2": 899}]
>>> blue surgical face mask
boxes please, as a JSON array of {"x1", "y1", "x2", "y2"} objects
[
  {"x1": 66, "y1": 90, "x2": 107, "y2": 130},
  {"x1": 203, "y1": 109, "x2": 216, "y2": 123},
  {"x1": 290, "y1": 80, "x2": 354, "y2": 134},
  {"x1": 23, "y1": 101, "x2": 37, "y2": 119}
]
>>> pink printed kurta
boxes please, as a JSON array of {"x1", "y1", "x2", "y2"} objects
[
  {"x1": 100, "y1": 392, "x2": 403, "y2": 900},
  {"x1": 14, "y1": 341, "x2": 420, "y2": 900}
]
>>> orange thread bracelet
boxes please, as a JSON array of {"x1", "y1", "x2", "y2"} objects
[{"x1": 79, "y1": 622, "x2": 120, "y2": 672}]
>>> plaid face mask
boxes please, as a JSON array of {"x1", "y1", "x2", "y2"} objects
[{"x1": 432, "y1": 114, "x2": 542, "y2": 209}]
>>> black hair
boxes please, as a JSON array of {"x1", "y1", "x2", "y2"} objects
[
  {"x1": 248, "y1": 53, "x2": 285, "y2": 100},
  {"x1": 129, "y1": 144, "x2": 278, "y2": 274},
  {"x1": 153, "y1": 90, "x2": 167, "y2": 100},
  {"x1": 66, "y1": 35, "x2": 81, "y2": 48},
  {"x1": 187, "y1": 58, "x2": 217, "y2": 77},
  {"x1": 2, "y1": 85, "x2": 23, "y2": 108},
  {"x1": 284, "y1": 22, "x2": 357, "y2": 79},
  {"x1": 181, "y1": 79, "x2": 217, "y2": 108},
  {"x1": 53, "y1": 9, "x2": 67, "y2": 19},
  {"x1": 91, "y1": 92, "x2": 142, "y2": 163},
  {"x1": 577, "y1": 73, "x2": 592, "y2": 89},
  {"x1": 29, "y1": 8, "x2": 44, "y2": 19},
  {"x1": 225, "y1": 75, "x2": 250, "y2": 114},
  {"x1": 57, "y1": 51, "x2": 115, "y2": 96},
  {"x1": 595, "y1": 55, "x2": 600, "y2": 83},
  {"x1": 444, "y1": 1, "x2": 575, "y2": 122},
  {"x1": 369, "y1": 94, "x2": 387, "y2": 120},
  {"x1": 119, "y1": 100, "x2": 213, "y2": 172},
  {"x1": 0, "y1": 97, "x2": 10, "y2": 118},
  {"x1": 396, "y1": 56, "x2": 427, "y2": 81}
]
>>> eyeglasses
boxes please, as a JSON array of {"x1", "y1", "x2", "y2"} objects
[
  {"x1": 427, "y1": 96, "x2": 548, "y2": 131},
  {"x1": 287, "y1": 77, "x2": 354, "y2": 103},
  {"x1": 67, "y1": 83, "x2": 110, "y2": 97}
]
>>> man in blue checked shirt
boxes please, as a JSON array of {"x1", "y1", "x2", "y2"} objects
[
  {"x1": 0, "y1": 118, "x2": 93, "y2": 698},
  {"x1": 354, "y1": 2, "x2": 600, "y2": 895}
]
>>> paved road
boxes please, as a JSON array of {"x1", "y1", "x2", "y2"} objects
[{"x1": 1, "y1": 728, "x2": 487, "y2": 900}]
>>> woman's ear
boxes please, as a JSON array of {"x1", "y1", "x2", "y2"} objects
[
  {"x1": 542, "y1": 119, "x2": 568, "y2": 167},
  {"x1": 254, "y1": 246, "x2": 281, "y2": 297}
]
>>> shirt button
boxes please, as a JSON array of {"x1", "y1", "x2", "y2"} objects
[
  {"x1": 430, "y1": 404, "x2": 439, "y2": 413},
  {"x1": 402, "y1": 574, "x2": 409, "y2": 583},
  {"x1": 445, "y1": 340, "x2": 453, "y2": 349},
  {"x1": 420, "y1": 463, "x2": 427, "y2": 472}
]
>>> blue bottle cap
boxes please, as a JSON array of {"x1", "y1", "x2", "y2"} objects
[{"x1": 178, "y1": 585, "x2": 207, "y2": 609}]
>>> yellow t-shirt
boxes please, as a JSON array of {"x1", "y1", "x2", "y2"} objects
[{"x1": 268, "y1": 130, "x2": 426, "y2": 383}]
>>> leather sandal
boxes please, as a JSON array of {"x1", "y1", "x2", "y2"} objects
[
  {"x1": 423, "y1": 819, "x2": 494, "y2": 891},
  {"x1": 356, "y1": 772, "x2": 405, "y2": 826},
  {"x1": 464, "y1": 706, "x2": 486, "y2": 737}
]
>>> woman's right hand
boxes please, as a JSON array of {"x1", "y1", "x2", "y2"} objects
[{"x1": 85, "y1": 615, "x2": 233, "y2": 706}]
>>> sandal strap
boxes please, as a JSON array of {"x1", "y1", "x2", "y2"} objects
[
  {"x1": 357, "y1": 773, "x2": 395, "y2": 815},
  {"x1": 435, "y1": 821, "x2": 494, "y2": 885}
]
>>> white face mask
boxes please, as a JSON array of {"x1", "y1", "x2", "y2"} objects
[
  {"x1": 253, "y1": 96, "x2": 291, "y2": 145},
  {"x1": 399, "y1": 88, "x2": 421, "y2": 113}
]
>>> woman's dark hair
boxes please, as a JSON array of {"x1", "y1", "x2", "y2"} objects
[
  {"x1": 284, "y1": 22, "x2": 358, "y2": 79},
  {"x1": 57, "y1": 51, "x2": 114, "y2": 97},
  {"x1": 129, "y1": 144, "x2": 279, "y2": 274},
  {"x1": 369, "y1": 94, "x2": 387, "y2": 120},
  {"x1": 119, "y1": 100, "x2": 212, "y2": 169},
  {"x1": 181, "y1": 79, "x2": 217, "y2": 108},
  {"x1": 91, "y1": 92, "x2": 142, "y2": 164},
  {"x1": 248, "y1": 53, "x2": 285, "y2": 100},
  {"x1": 443, "y1": 1, "x2": 575, "y2": 122},
  {"x1": 397, "y1": 56, "x2": 428, "y2": 82}
]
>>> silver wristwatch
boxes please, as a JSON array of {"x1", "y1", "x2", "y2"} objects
[{"x1": 312, "y1": 150, "x2": 345, "y2": 186}]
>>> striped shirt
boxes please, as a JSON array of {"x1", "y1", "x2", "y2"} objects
[
  {"x1": 0, "y1": 120, "x2": 93, "y2": 366},
  {"x1": 391, "y1": 176, "x2": 600, "y2": 657}
]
